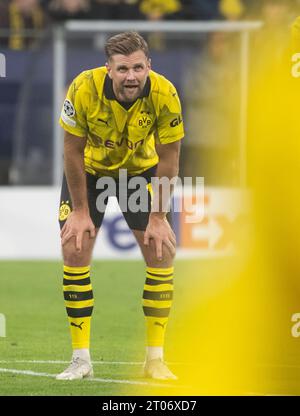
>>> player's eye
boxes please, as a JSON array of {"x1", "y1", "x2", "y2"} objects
[
  {"x1": 118, "y1": 67, "x2": 128, "y2": 73},
  {"x1": 134, "y1": 65, "x2": 144, "y2": 71}
]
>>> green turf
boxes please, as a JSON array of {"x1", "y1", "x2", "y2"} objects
[
  {"x1": 0, "y1": 259, "x2": 208, "y2": 396},
  {"x1": 3, "y1": 259, "x2": 300, "y2": 396}
]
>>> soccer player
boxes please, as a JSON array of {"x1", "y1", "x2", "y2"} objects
[{"x1": 56, "y1": 31, "x2": 184, "y2": 380}]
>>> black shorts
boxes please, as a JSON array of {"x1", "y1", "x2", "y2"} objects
[{"x1": 59, "y1": 166, "x2": 172, "y2": 231}]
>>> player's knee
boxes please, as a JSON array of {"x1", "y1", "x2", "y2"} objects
[
  {"x1": 146, "y1": 242, "x2": 175, "y2": 268},
  {"x1": 162, "y1": 246, "x2": 176, "y2": 264},
  {"x1": 62, "y1": 243, "x2": 90, "y2": 267},
  {"x1": 163, "y1": 244, "x2": 176, "y2": 261}
]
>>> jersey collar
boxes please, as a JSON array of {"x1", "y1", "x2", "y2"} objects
[{"x1": 104, "y1": 74, "x2": 151, "y2": 100}]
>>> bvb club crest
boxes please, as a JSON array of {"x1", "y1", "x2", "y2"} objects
[
  {"x1": 59, "y1": 201, "x2": 71, "y2": 221},
  {"x1": 138, "y1": 112, "x2": 152, "y2": 129}
]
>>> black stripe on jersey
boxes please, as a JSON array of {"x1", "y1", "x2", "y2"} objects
[
  {"x1": 64, "y1": 290, "x2": 94, "y2": 301},
  {"x1": 66, "y1": 306, "x2": 94, "y2": 318},
  {"x1": 64, "y1": 271, "x2": 90, "y2": 277},
  {"x1": 143, "y1": 306, "x2": 171, "y2": 318},
  {"x1": 145, "y1": 278, "x2": 173, "y2": 286},
  {"x1": 143, "y1": 290, "x2": 173, "y2": 301},
  {"x1": 146, "y1": 272, "x2": 173, "y2": 278},
  {"x1": 63, "y1": 278, "x2": 91, "y2": 286}
]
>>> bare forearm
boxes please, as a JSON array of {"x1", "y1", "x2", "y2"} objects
[
  {"x1": 151, "y1": 141, "x2": 181, "y2": 218},
  {"x1": 155, "y1": 156, "x2": 179, "y2": 180},
  {"x1": 64, "y1": 136, "x2": 88, "y2": 212}
]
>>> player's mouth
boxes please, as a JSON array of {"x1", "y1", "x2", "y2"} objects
[{"x1": 124, "y1": 85, "x2": 139, "y2": 90}]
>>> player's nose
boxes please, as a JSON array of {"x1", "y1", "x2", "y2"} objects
[{"x1": 126, "y1": 69, "x2": 136, "y2": 81}]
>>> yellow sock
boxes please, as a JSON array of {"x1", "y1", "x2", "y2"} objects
[
  {"x1": 63, "y1": 265, "x2": 94, "y2": 349},
  {"x1": 142, "y1": 266, "x2": 174, "y2": 347}
]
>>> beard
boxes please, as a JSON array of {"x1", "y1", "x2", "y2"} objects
[{"x1": 119, "y1": 82, "x2": 144, "y2": 102}]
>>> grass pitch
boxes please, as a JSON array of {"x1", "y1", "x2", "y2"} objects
[
  {"x1": 1, "y1": 259, "x2": 300, "y2": 396},
  {"x1": 0, "y1": 260, "x2": 204, "y2": 396}
]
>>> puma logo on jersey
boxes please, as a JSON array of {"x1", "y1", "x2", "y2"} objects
[
  {"x1": 71, "y1": 322, "x2": 84, "y2": 330},
  {"x1": 154, "y1": 322, "x2": 166, "y2": 329},
  {"x1": 98, "y1": 118, "x2": 108, "y2": 125}
]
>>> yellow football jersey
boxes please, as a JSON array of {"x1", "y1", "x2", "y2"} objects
[{"x1": 59, "y1": 67, "x2": 184, "y2": 177}]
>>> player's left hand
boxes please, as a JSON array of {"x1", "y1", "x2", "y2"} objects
[{"x1": 144, "y1": 214, "x2": 176, "y2": 261}]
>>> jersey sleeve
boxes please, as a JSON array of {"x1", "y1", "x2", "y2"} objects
[
  {"x1": 59, "y1": 74, "x2": 88, "y2": 137},
  {"x1": 156, "y1": 83, "x2": 184, "y2": 144}
]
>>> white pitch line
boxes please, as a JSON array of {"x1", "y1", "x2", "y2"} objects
[
  {"x1": 0, "y1": 360, "x2": 187, "y2": 366},
  {"x1": 0, "y1": 368, "x2": 54, "y2": 378},
  {"x1": 0, "y1": 368, "x2": 179, "y2": 388},
  {"x1": 0, "y1": 360, "x2": 143, "y2": 365}
]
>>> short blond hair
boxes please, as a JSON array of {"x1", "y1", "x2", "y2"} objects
[{"x1": 105, "y1": 32, "x2": 149, "y2": 61}]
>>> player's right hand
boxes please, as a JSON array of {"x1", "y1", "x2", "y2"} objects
[{"x1": 61, "y1": 211, "x2": 96, "y2": 252}]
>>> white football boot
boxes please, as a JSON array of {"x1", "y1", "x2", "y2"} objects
[
  {"x1": 144, "y1": 358, "x2": 177, "y2": 380},
  {"x1": 56, "y1": 357, "x2": 93, "y2": 380}
]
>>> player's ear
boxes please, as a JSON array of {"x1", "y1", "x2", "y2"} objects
[
  {"x1": 147, "y1": 58, "x2": 152, "y2": 70},
  {"x1": 105, "y1": 62, "x2": 112, "y2": 78}
]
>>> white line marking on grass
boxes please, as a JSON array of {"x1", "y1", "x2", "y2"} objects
[
  {"x1": 0, "y1": 360, "x2": 143, "y2": 365},
  {"x1": 0, "y1": 368, "x2": 54, "y2": 378},
  {"x1": 0, "y1": 360, "x2": 186, "y2": 366},
  {"x1": 0, "y1": 368, "x2": 179, "y2": 388},
  {"x1": 89, "y1": 377, "x2": 177, "y2": 388}
]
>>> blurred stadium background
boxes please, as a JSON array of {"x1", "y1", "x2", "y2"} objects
[{"x1": 1, "y1": 0, "x2": 300, "y2": 396}]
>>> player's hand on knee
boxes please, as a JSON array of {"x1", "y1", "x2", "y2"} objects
[
  {"x1": 144, "y1": 214, "x2": 176, "y2": 261},
  {"x1": 61, "y1": 211, "x2": 96, "y2": 252}
]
